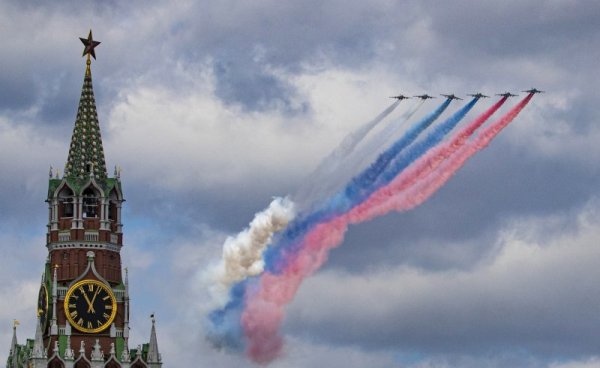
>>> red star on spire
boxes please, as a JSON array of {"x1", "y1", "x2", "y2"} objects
[{"x1": 80, "y1": 30, "x2": 101, "y2": 60}]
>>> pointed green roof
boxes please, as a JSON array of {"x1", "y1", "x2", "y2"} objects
[{"x1": 64, "y1": 61, "x2": 107, "y2": 180}]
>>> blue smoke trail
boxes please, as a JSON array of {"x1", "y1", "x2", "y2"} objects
[
  {"x1": 375, "y1": 98, "x2": 478, "y2": 187},
  {"x1": 263, "y1": 99, "x2": 453, "y2": 272},
  {"x1": 207, "y1": 99, "x2": 476, "y2": 347},
  {"x1": 207, "y1": 280, "x2": 248, "y2": 351}
]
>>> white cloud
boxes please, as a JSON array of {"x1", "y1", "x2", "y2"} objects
[
  {"x1": 104, "y1": 60, "x2": 419, "y2": 194},
  {"x1": 550, "y1": 357, "x2": 600, "y2": 368}
]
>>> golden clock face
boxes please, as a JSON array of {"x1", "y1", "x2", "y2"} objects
[
  {"x1": 37, "y1": 284, "x2": 49, "y2": 329},
  {"x1": 64, "y1": 279, "x2": 117, "y2": 333}
]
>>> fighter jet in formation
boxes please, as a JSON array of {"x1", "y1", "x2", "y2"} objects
[
  {"x1": 441, "y1": 94, "x2": 462, "y2": 100},
  {"x1": 390, "y1": 94, "x2": 411, "y2": 100},
  {"x1": 414, "y1": 94, "x2": 435, "y2": 100},
  {"x1": 468, "y1": 93, "x2": 489, "y2": 98},
  {"x1": 497, "y1": 92, "x2": 518, "y2": 98},
  {"x1": 523, "y1": 88, "x2": 544, "y2": 94}
]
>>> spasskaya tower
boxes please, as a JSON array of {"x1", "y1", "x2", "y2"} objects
[{"x1": 6, "y1": 31, "x2": 163, "y2": 368}]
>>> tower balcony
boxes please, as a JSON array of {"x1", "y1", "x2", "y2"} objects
[{"x1": 84, "y1": 230, "x2": 99, "y2": 241}]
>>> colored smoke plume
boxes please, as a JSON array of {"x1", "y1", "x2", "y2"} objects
[
  {"x1": 262, "y1": 99, "x2": 454, "y2": 273},
  {"x1": 295, "y1": 100, "x2": 401, "y2": 207},
  {"x1": 326, "y1": 100, "x2": 425, "y2": 201},
  {"x1": 357, "y1": 93, "x2": 533, "y2": 219},
  {"x1": 241, "y1": 95, "x2": 532, "y2": 363},
  {"x1": 208, "y1": 197, "x2": 296, "y2": 307}
]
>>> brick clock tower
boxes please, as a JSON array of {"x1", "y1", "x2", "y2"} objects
[{"x1": 6, "y1": 31, "x2": 163, "y2": 368}]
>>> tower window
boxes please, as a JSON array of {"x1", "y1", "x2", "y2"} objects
[
  {"x1": 58, "y1": 187, "x2": 74, "y2": 218},
  {"x1": 82, "y1": 188, "x2": 98, "y2": 218},
  {"x1": 62, "y1": 198, "x2": 74, "y2": 217},
  {"x1": 108, "y1": 201, "x2": 116, "y2": 221}
]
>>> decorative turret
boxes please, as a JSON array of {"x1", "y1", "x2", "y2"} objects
[
  {"x1": 7, "y1": 321, "x2": 18, "y2": 368},
  {"x1": 30, "y1": 317, "x2": 47, "y2": 363},
  {"x1": 146, "y1": 315, "x2": 162, "y2": 367}
]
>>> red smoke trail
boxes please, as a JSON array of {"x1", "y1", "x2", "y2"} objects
[
  {"x1": 351, "y1": 93, "x2": 532, "y2": 220},
  {"x1": 242, "y1": 94, "x2": 533, "y2": 363}
]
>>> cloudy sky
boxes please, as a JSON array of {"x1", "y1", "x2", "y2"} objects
[{"x1": 1, "y1": 0, "x2": 600, "y2": 366}]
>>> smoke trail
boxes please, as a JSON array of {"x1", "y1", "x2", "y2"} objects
[
  {"x1": 334, "y1": 97, "x2": 479, "y2": 211},
  {"x1": 207, "y1": 197, "x2": 296, "y2": 308},
  {"x1": 295, "y1": 100, "x2": 401, "y2": 206},
  {"x1": 241, "y1": 95, "x2": 531, "y2": 363},
  {"x1": 209, "y1": 98, "x2": 475, "y2": 357},
  {"x1": 311, "y1": 100, "x2": 425, "y2": 203},
  {"x1": 354, "y1": 93, "x2": 533, "y2": 219},
  {"x1": 262, "y1": 99, "x2": 454, "y2": 273},
  {"x1": 367, "y1": 96, "x2": 508, "y2": 205}
]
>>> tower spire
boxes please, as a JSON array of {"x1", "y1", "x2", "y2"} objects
[
  {"x1": 64, "y1": 30, "x2": 107, "y2": 180},
  {"x1": 8, "y1": 320, "x2": 19, "y2": 368},
  {"x1": 9, "y1": 320, "x2": 17, "y2": 356},
  {"x1": 146, "y1": 315, "x2": 162, "y2": 367}
]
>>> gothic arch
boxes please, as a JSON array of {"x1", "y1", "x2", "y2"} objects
[
  {"x1": 47, "y1": 355, "x2": 66, "y2": 368},
  {"x1": 73, "y1": 355, "x2": 91, "y2": 368},
  {"x1": 130, "y1": 358, "x2": 148, "y2": 368},
  {"x1": 104, "y1": 357, "x2": 121, "y2": 368}
]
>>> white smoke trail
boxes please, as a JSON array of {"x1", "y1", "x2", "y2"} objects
[
  {"x1": 298, "y1": 100, "x2": 425, "y2": 209},
  {"x1": 207, "y1": 197, "x2": 296, "y2": 307},
  {"x1": 294, "y1": 100, "x2": 401, "y2": 207},
  {"x1": 348, "y1": 100, "x2": 425, "y2": 171}
]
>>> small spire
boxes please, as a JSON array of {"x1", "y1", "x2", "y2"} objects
[
  {"x1": 32, "y1": 316, "x2": 47, "y2": 359},
  {"x1": 49, "y1": 166, "x2": 53, "y2": 179},
  {"x1": 64, "y1": 334, "x2": 74, "y2": 360},
  {"x1": 50, "y1": 264, "x2": 59, "y2": 336},
  {"x1": 121, "y1": 346, "x2": 131, "y2": 363},
  {"x1": 146, "y1": 314, "x2": 161, "y2": 364},
  {"x1": 64, "y1": 323, "x2": 74, "y2": 360},
  {"x1": 91, "y1": 339, "x2": 104, "y2": 361},
  {"x1": 9, "y1": 320, "x2": 18, "y2": 356}
]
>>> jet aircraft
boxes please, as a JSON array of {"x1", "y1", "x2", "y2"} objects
[
  {"x1": 414, "y1": 94, "x2": 435, "y2": 100},
  {"x1": 441, "y1": 94, "x2": 462, "y2": 100},
  {"x1": 523, "y1": 88, "x2": 544, "y2": 94},
  {"x1": 497, "y1": 92, "x2": 518, "y2": 97},
  {"x1": 468, "y1": 93, "x2": 489, "y2": 98},
  {"x1": 390, "y1": 94, "x2": 411, "y2": 100}
]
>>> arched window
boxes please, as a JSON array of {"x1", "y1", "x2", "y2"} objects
[
  {"x1": 58, "y1": 187, "x2": 74, "y2": 218},
  {"x1": 104, "y1": 358, "x2": 121, "y2": 368},
  {"x1": 82, "y1": 187, "x2": 99, "y2": 218},
  {"x1": 47, "y1": 356, "x2": 66, "y2": 368},
  {"x1": 108, "y1": 190, "x2": 118, "y2": 221},
  {"x1": 73, "y1": 358, "x2": 91, "y2": 368}
]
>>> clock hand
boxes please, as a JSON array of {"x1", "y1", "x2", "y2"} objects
[
  {"x1": 88, "y1": 288, "x2": 101, "y2": 314},
  {"x1": 82, "y1": 292, "x2": 94, "y2": 313}
]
